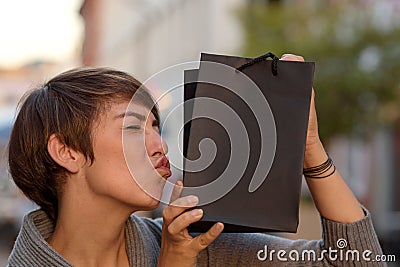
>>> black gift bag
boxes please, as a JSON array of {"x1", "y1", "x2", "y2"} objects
[{"x1": 182, "y1": 52, "x2": 315, "y2": 233}]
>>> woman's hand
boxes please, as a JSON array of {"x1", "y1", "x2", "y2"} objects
[
  {"x1": 158, "y1": 181, "x2": 224, "y2": 267},
  {"x1": 280, "y1": 54, "x2": 326, "y2": 168},
  {"x1": 280, "y1": 53, "x2": 364, "y2": 223}
]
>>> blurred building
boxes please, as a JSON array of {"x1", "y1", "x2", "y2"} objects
[{"x1": 80, "y1": 0, "x2": 244, "y2": 81}]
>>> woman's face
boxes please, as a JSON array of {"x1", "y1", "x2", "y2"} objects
[{"x1": 83, "y1": 101, "x2": 171, "y2": 211}]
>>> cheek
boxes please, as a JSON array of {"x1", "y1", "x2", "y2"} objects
[
  {"x1": 123, "y1": 136, "x2": 166, "y2": 200},
  {"x1": 95, "y1": 138, "x2": 125, "y2": 168},
  {"x1": 86, "y1": 129, "x2": 132, "y2": 185},
  {"x1": 86, "y1": 139, "x2": 152, "y2": 200},
  {"x1": 95, "y1": 129, "x2": 146, "y2": 170},
  {"x1": 123, "y1": 136, "x2": 148, "y2": 167},
  {"x1": 86, "y1": 131, "x2": 164, "y2": 206},
  {"x1": 124, "y1": 137, "x2": 154, "y2": 185}
]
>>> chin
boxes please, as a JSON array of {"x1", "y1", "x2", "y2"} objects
[{"x1": 141, "y1": 197, "x2": 161, "y2": 211}]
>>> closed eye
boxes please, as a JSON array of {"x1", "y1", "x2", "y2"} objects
[{"x1": 124, "y1": 125, "x2": 142, "y2": 131}]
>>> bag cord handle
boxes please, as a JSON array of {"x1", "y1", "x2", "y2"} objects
[{"x1": 236, "y1": 52, "x2": 279, "y2": 76}]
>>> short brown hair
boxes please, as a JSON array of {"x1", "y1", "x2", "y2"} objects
[{"x1": 8, "y1": 67, "x2": 159, "y2": 221}]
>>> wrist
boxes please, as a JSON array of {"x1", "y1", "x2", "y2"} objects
[
  {"x1": 158, "y1": 245, "x2": 197, "y2": 267},
  {"x1": 304, "y1": 140, "x2": 328, "y2": 169},
  {"x1": 158, "y1": 255, "x2": 196, "y2": 267}
]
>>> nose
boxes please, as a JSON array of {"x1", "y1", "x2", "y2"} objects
[{"x1": 146, "y1": 127, "x2": 168, "y2": 157}]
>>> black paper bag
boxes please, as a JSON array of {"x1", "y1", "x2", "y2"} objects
[{"x1": 182, "y1": 52, "x2": 314, "y2": 233}]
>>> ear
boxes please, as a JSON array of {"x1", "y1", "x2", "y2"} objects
[{"x1": 47, "y1": 134, "x2": 82, "y2": 173}]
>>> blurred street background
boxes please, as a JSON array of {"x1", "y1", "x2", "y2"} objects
[{"x1": 0, "y1": 0, "x2": 399, "y2": 265}]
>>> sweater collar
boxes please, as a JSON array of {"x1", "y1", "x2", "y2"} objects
[
  {"x1": 10, "y1": 209, "x2": 73, "y2": 266},
  {"x1": 9, "y1": 209, "x2": 147, "y2": 266}
]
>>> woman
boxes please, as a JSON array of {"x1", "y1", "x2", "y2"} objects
[{"x1": 7, "y1": 55, "x2": 384, "y2": 266}]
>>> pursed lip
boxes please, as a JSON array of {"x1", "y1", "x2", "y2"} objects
[{"x1": 154, "y1": 156, "x2": 171, "y2": 179}]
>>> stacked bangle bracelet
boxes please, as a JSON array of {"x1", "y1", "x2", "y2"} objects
[{"x1": 303, "y1": 154, "x2": 336, "y2": 179}]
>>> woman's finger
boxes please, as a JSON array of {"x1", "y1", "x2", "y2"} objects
[
  {"x1": 162, "y1": 195, "x2": 199, "y2": 225},
  {"x1": 169, "y1": 180, "x2": 183, "y2": 204},
  {"x1": 280, "y1": 54, "x2": 305, "y2": 62},
  {"x1": 193, "y1": 222, "x2": 224, "y2": 250},
  {"x1": 167, "y1": 208, "x2": 204, "y2": 235}
]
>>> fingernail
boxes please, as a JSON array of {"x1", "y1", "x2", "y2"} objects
[
  {"x1": 191, "y1": 209, "x2": 203, "y2": 217},
  {"x1": 187, "y1": 195, "x2": 199, "y2": 205},
  {"x1": 214, "y1": 222, "x2": 223, "y2": 233}
]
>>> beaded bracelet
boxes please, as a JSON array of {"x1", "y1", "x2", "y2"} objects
[{"x1": 303, "y1": 154, "x2": 336, "y2": 179}]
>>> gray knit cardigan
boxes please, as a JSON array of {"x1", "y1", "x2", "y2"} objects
[{"x1": 7, "y1": 208, "x2": 386, "y2": 266}]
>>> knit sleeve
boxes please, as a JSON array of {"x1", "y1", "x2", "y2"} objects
[
  {"x1": 197, "y1": 207, "x2": 387, "y2": 267},
  {"x1": 319, "y1": 207, "x2": 385, "y2": 266}
]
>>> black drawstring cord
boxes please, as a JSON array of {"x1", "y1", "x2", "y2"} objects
[{"x1": 236, "y1": 52, "x2": 279, "y2": 76}]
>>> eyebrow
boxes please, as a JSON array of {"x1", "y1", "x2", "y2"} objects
[{"x1": 115, "y1": 111, "x2": 146, "y2": 121}]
